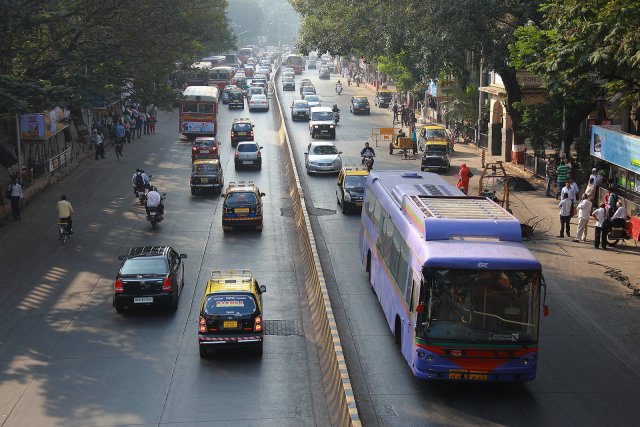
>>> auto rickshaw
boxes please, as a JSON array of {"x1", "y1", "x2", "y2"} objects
[{"x1": 478, "y1": 161, "x2": 510, "y2": 212}]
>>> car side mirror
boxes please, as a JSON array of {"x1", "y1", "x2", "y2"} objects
[
  {"x1": 117, "y1": 255, "x2": 125, "y2": 261},
  {"x1": 180, "y1": 254, "x2": 187, "y2": 259},
  {"x1": 261, "y1": 192, "x2": 266, "y2": 197},
  {"x1": 304, "y1": 152, "x2": 308, "y2": 155},
  {"x1": 260, "y1": 146, "x2": 264, "y2": 149},
  {"x1": 339, "y1": 151, "x2": 343, "y2": 154},
  {"x1": 220, "y1": 193, "x2": 225, "y2": 198},
  {"x1": 259, "y1": 285, "x2": 266, "y2": 293}
]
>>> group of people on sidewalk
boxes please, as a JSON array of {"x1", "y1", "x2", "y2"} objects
[
  {"x1": 90, "y1": 104, "x2": 158, "y2": 161},
  {"x1": 551, "y1": 160, "x2": 629, "y2": 249}
]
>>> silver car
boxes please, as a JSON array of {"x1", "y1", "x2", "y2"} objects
[
  {"x1": 303, "y1": 94, "x2": 321, "y2": 107},
  {"x1": 248, "y1": 94, "x2": 269, "y2": 112},
  {"x1": 234, "y1": 141, "x2": 263, "y2": 170},
  {"x1": 291, "y1": 100, "x2": 311, "y2": 121},
  {"x1": 304, "y1": 141, "x2": 342, "y2": 174}
]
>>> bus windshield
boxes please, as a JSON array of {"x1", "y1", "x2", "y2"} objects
[{"x1": 419, "y1": 268, "x2": 540, "y2": 343}]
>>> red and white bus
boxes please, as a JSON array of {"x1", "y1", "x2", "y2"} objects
[
  {"x1": 207, "y1": 66, "x2": 235, "y2": 90},
  {"x1": 185, "y1": 62, "x2": 213, "y2": 87},
  {"x1": 284, "y1": 54, "x2": 305, "y2": 74},
  {"x1": 179, "y1": 86, "x2": 219, "y2": 137}
]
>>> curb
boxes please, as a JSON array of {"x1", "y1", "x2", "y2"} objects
[{"x1": 273, "y1": 65, "x2": 361, "y2": 427}]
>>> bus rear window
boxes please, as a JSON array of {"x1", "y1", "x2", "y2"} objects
[
  {"x1": 182, "y1": 103, "x2": 198, "y2": 113},
  {"x1": 198, "y1": 104, "x2": 214, "y2": 113}
]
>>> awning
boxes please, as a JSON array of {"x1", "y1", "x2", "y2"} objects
[{"x1": 479, "y1": 85, "x2": 507, "y2": 97}]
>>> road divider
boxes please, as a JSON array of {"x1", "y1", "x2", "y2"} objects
[{"x1": 272, "y1": 64, "x2": 361, "y2": 427}]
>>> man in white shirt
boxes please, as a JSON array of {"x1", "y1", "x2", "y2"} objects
[
  {"x1": 145, "y1": 187, "x2": 163, "y2": 215},
  {"x1": 591, "y1": 202, "x2": 608, "y2": 249},
  {"x1": 557, "y1": 193, "x2": 573, "y2": 238},
  {"x1": 574, "y1": 194, "x2": 592, "y2": 242},
  {"x1": 590, "y1": 168, "x2": 602, "y2": 186},
  {"x1": 611, "y1": 201, "x2": 628, "y2": 228},
  {"x1": 7, "y1": 178, "x2": 22, "y2": 220},
  {"x1": 560, "y1": 181, "x2": 577, "y2": 203},
  {"x1": 132, "y1": 169, "x2": 150, "y2": 194}
]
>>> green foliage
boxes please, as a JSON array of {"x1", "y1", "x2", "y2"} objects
[
  {"x1": 513, "y1": 101, "x2": 562, "y2": 156},
  {"x1": 0, "y1": 0, "x2": 234, "y2": 117}
]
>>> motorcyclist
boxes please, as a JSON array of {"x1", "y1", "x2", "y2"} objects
[
  {"x1": 360, "y1": 142, "x2": 376, "y2": 167},
  {"x1": 332, "y1": 104, "x2": 340, "y2": 113},
  {"x1": 146, "y1": 186, "x2": 164, "y2": 216},
  {"x1": 57, "y1": 194, "x2": 74, "y2": 234},
  {"x1": 335, "y1": 80, "x2": 343, "y2": 94},
  {"x1": 132, "y1": 168, "x2": 150, "y2": 195}
]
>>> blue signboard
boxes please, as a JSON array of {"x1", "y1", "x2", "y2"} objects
[
  {"x1": 591, "y1": 125, "x2": 640, "y2": 175},
  {"x1": 427, "y1": 80, "x2": 437, "y2": 97}
]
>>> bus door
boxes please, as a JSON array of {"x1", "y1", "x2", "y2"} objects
[{"x1": 405, "y1": 272, "x2": 422, "y2": 362}]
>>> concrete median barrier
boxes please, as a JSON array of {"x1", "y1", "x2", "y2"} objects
[{"x1": 272, "y1": 64, "x2": 361, "y2": 427}]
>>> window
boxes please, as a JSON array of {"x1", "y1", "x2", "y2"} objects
[
  {"x1": 365, "y1": 188, "x2": 375, "y2": 218},
  {"x1": 237, "y1": 143, "x2": 258, "y2": 152},
  {"x1": 182, "y1": 103, "x2": 198, "y2": 113},
  {"x1": 226, "y1": 192, "x2": 258, "y2": 205},
  {"x1": 382, "y1": 215, "x2": 394, "y2": 265},
  {"x1": 398, "y1": 241, "x2": 411, "y2": 292},
  {"x1": 198, "y1": 104, "x2": 214, "y2": 113},
  {"x1": 389, "y1": 227, "x2": 402, "y2": 279},
  {"x1": 373, "y1": 198, "x2": 385, "y2": 238},
  {"x1": 204, "y1": 294, "x2": 256, "y2": 316},
  {"x1": 121, "y1": 258, "x2": 168, "y2": 275}
]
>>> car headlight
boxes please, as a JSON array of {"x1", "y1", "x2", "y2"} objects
[
  {"x1": 313, "y1": 125, "x2": 318, "y2": 128},
  {"x1": 330, "y1": 125, "x2": 335, "y2": 128},
  {"x1": 343, "y1": 192, "x2": 351, "y2": 202}
]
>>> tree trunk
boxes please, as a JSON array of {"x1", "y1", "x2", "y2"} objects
[
  {"x1": 497, "y1": 66, "x2": 524, "y2": 146},
  {"x1": 69, "y1": 105, "x2": 88, "y2": 140}
]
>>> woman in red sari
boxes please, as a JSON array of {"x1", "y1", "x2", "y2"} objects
[{"x1": 456, "y1": 163, "x2": 471, "y2": 194}]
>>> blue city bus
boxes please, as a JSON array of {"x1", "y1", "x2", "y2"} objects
[{"x1": 359, "y1": 170, "x2": 547, "y2": 381}]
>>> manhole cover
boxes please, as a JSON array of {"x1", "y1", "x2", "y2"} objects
[{"x1": 263, "y1": 320, "x2": 304, "y2": 336}]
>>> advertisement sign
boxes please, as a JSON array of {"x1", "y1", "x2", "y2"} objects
[
  {"x1": 591, "y1": 125, "x2": 640, "y2": 175},
  {"x1": 20, "y1": 108, "x2": 69, "y2": 140},
  {"x1": 180, "y1": 120, "x2": 214, "y2": 134}
]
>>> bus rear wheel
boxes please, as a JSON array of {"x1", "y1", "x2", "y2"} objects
[{"x1": 394, "y1": 317, "x2": 402, "y2": 346}]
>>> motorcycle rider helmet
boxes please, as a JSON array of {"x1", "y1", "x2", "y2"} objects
[{"x1": 136, "y1": 168, "x2": 141, "y2": 173}]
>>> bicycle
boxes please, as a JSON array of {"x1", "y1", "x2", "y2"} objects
[{"x1": 58, "y1": 220, "x2": 71, "y2": 245}]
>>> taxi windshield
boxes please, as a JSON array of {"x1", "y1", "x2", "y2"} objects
[
  {"x1": 426, "y1": 129, "x2": 447, "y2": 139},
  {"x1": 193, "y1": 164, "x2": 218, "y2": 174},
  {"x1": 344, "y1": 175, "x2": 366, "y2": 191},
  {"x1": 425, "y1": 144, "x2": 448, "y2": 153},
  {"x1": 204, "y1": 294, "x2": 256, "y2": 316},
  {"x1": 194, "y1": 139, "x2": 215, "y2": 147},
  {"x1": 226, "y1": 191, "x2": 258, "y2": 205}
]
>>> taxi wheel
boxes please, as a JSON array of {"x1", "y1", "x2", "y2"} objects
[
  {"x1": 191, "y1": 188, "x2": 196, "y2": 195},
  {"x1": 341, "y1": 200, "x2": 347, "y2": 214},
  {"x1": 255, "y1": 343, "x2": 263, "y2": 356},
  {"x1": 199, "y1": 345, "x2": 208, "y2": 358}
]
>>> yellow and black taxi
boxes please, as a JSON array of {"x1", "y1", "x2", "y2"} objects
[
  {"x1": 230, "y1": 117, "x2": 254, "y2": 147},
  {"x1": 419, "y1": 124, "x2": 451, "y2": 172},
  {"x1": 113, "y1": 246, "x2": 187, "y2": 313},
  {"x1": 190, "y1": 158, "x2": 224, "y2": 195},
  {"x1": 228, "y1": 89, "x2": 245, "y2": 109},
  {"x1": 191, "y1": 136, "x2": 219, "y2": 161},
  {"x1": 221, "y1": 181, "x2": 265, "y2": 231},
  {"x1": 198, "y1": 269, "x2": 266, "y2": 357},
  {"x1": 336, "y1": 166, "x2": 368, "y2": 213}
]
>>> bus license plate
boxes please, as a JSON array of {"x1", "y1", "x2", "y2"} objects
[
  {"x1": 134, "y1": 297, "x2": 153, "y2": 304},
  {"x1": 449, "y1": 370, "x2": 487, "y2": 381},
  {"x1": 223, "y1": 321, "x2": 237, "y2": 328},
  {"x1": 200, "y1": 178, "x2": 208, "y2": 183}
]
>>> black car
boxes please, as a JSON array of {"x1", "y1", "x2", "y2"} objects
[
  {"x1": 228, "y1": 90, "x2": 244, "y2": 109},
  {"x1": 113, "y1": 246, "x2": 187, "y2": 313},
  {"x1": 350, "y1": 96, "x2": 371, "y2": 115},
  {"x1": 375, "y1": 91, "x2": 393, "y2": 108},
  {"x1": 282, "y1": 78, "x2": 295, "y2": 91},
  {"x1": 319, "y1": 68, "x2": 330, "y2": 80}
]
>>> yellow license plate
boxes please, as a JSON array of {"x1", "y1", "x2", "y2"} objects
[
  {"x1": 449, "y1": 370, "x2": 487, "y2": 381},
  {"x1": 235, "y1": 208, "x2": 249, "y2": 213},
  {"x1": 201, "y1": 178, "x2": 208, "y2": 183},
  {"x1": 223, "y1": 321, "x2": 238, "y2": 328},
  {"x1": 355, "y1": 202, "x2": 362, "y2": 207}
]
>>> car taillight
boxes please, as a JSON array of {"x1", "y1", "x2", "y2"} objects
[
  {"x1": 256, "y1": 205, "x2": 262, "y2": 215},
  {"x1": 192, "y1": 146, "x2": 197, "y2": 151},
  {"x1": 162, "y1": 277, "x2": 172, "y2": 292},
  {"x1": 199, "y1": 316, "x2": 206, "y2": 333},
  {"x1": 249, "y1": 131, "x2": 254, "y2": 136},
  {"x1": 114, "y1": 279, "x2": 124, "y2": 293},
  {"x1": 257, "y1": 150, "x2": 261, "y2": 158},
  {"x1": 235, "y1": 151, "x2": 239, "y2": 158},
  {"x1": 254, "y1": 315, "x2": 262, "y2": 332}
]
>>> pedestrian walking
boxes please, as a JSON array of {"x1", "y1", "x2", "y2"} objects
[
  {"x1": 592, "y1": 202, "x2": 608, "y2": 249},
  {"x1": 392, "y1": 102, "x2": 399, "y2": 123},
  {"x1": 607, "y1": 186, "x2": 618, "y2": 218},
  {"x1": 411, "y1": 126, "x2": 417, "y2": 155},
  {"x1": 149, "y1": 113, "x2": 156, "y2": 133},
  {"x1": 6, "y1": 178, "x2": 22, "y2": 220},
  {"x1": 556, "y1": 159, "x2": 568, "y2": 199},
  {"x1": 115, "y1": 121, "x2": 125, "y2": 144},
  {"x1": 574, "y1": 194, "x2": 593, "y2": 242},
  {"x1": 91, "y1": 130, "x2": 105, "y2": 159},
  {"x1": 124, "y1": 121, "x2": 132, "y2": 143},
  {"x1": 115, "y1": 135, "x2": 124, "y2": 160},
  {"x1": 585, "y1": 177, "x2": 596, "y2": 205},
  {"x1": 135, "y1": 114, "x2": 143, "y2": 138},
  {"x1": 545, "y1": 157, "x2": 556, "y2": 197},
  {"x1": 557, "y1": 193, "x2": 573, "y2": 238},
  {"x1": 455, "y1": 163, "x2": 472, "y2": 195}
]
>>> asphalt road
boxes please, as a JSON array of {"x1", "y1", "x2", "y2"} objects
[
  {"x1": 0, "y1": 93, "x2": 329, "y2": 426},
  {"x1": 279, "y1": 68, "x2": 640, "y2": 426}
]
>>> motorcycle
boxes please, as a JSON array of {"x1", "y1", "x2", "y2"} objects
[
  {"x1": 605, "y1": 220, "x2": 632, "y2": 247},
  {"x1": 336, "y1": 84, "x2": 343, "y2": 95},
  {"x1": 333, "y1": 111, "x2": 340, "y2": 124},
  {"x1": 146, "y1": 194, "x2": 166, "y2": 229},
  {"x1": 58, "y1": 220, "x2": 71, "y2": 244},
  {"x1": 134, "y1": 174, "x2": 152, "y2": 205},
  {"x1": 362, "y1": 154, "x2": 375, "y2": 172}
]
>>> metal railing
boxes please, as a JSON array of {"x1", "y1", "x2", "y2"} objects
[{"x1": 48, "y1": 146, "x2": 73, "y2": 172}]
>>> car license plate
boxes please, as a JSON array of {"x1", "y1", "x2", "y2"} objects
[
  {"x1": 199, "y1": 149, "x2": 208, "y2": 153},
  {"x1": 223, "y1": 321, "x2": 238, "y2": 328},
  {"x1": 355, "y1": 202, "x2": 362, "y2": 207},
  {"x1": 237, "y1": 132, "x2": 246, "y2": 136},
  {"x1": 134, "y1": 297, "x2": 153, "y2": 304},
  {"x1": 201, "y1": 178, "x2": 208, "y2": 183},
  {"x1": 320, "y1": 130, "x2": 329, "y2": 134},
  {"x1": 149, "y1": 212, "x2": 156, "y2": 216},
  {"x1": 243, "y1": 161, "x2": 253, "y2": 165},
  {"x1": 235, "y1": 208, "x2": 249, "y2": 213},
  {"x1": 448, "y1": 370, "x2": 488, "y2": 381}
]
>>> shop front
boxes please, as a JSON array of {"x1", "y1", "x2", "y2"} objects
[{"x1": 591, "y1": 125, "x2": 640, "y2": 240}]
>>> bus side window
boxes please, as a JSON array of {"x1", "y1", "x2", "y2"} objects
[{"x1": 405, "y1": 269, "x2": 414, "y2": 306}]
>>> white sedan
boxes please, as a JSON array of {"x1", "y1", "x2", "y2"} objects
[
  {"x1": 303, "y1": 94, "x2": 321, "y2": 107},
  {"x1": 248, "y1": 94, "x2": 269, "y2": 112}
]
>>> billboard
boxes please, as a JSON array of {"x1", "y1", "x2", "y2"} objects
[
  {"x1": 591, "y1": 125, "x2": 640, "y2": 175},
  {"x1": 20, "y1": 108, "x2": 69, "y2": 140}
]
